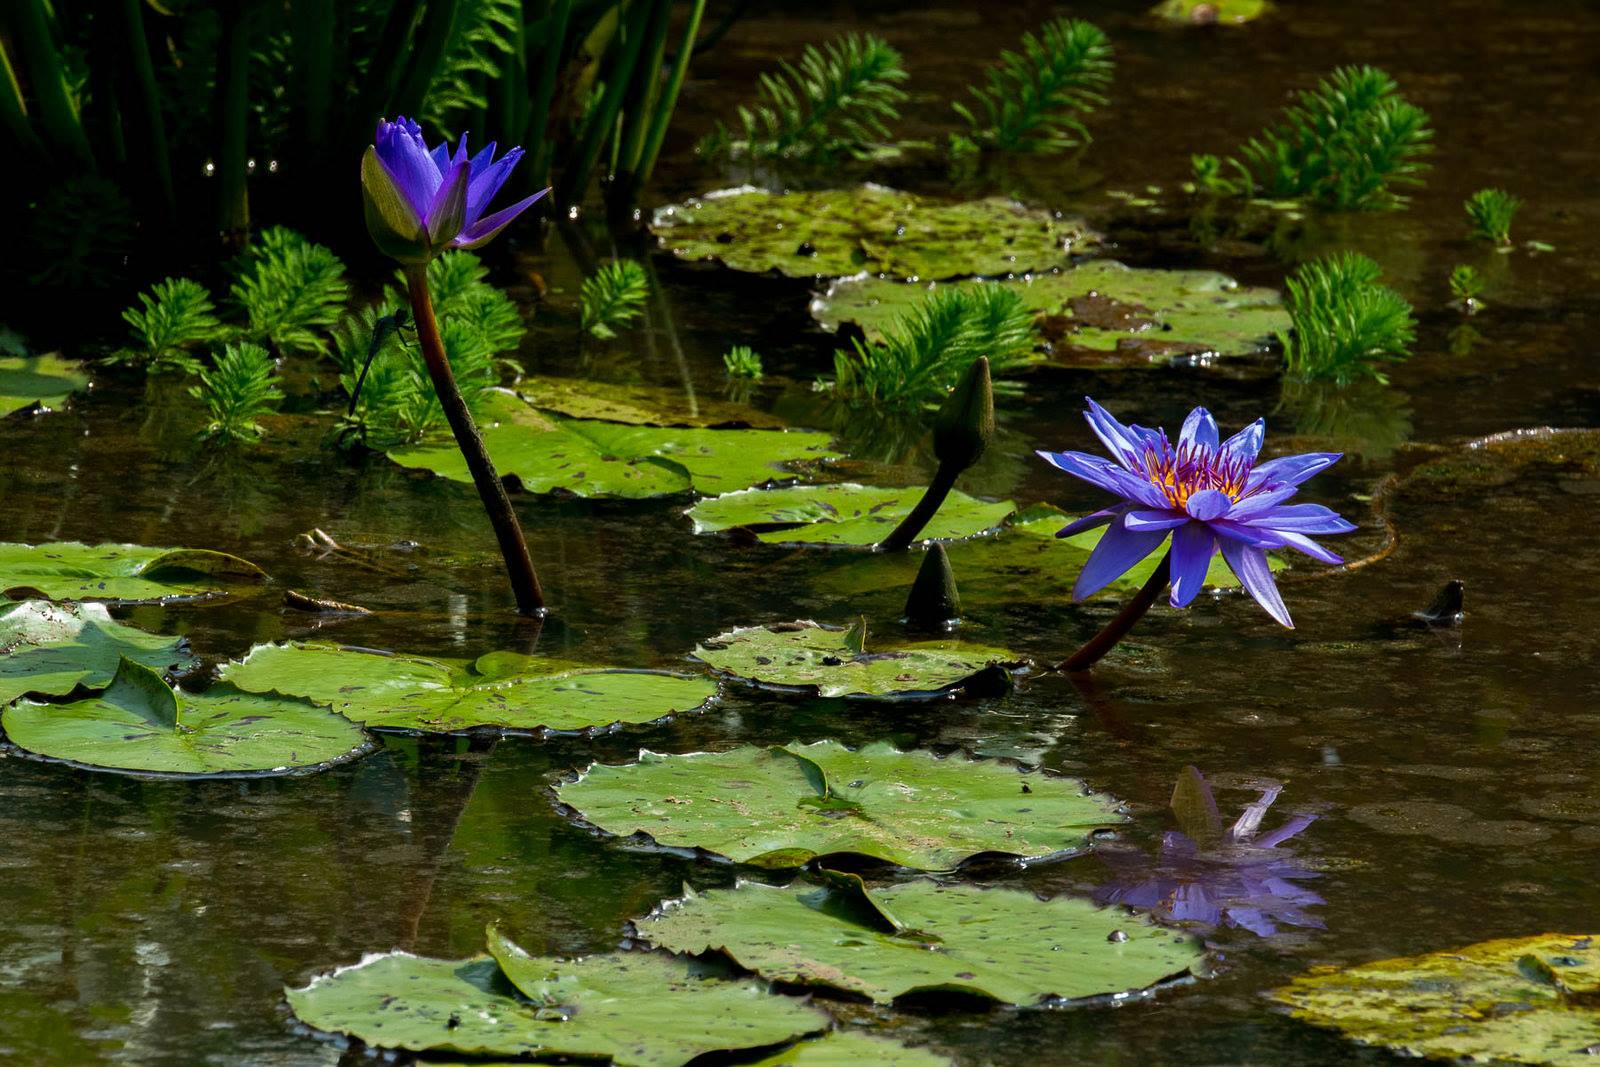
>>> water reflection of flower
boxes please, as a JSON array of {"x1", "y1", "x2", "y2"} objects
[{"x1": 1095, "y1": 767, "x2": 1324, "y2": 937}]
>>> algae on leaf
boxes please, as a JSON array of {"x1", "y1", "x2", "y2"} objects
[
  {"x1": 557, "y1": 739, "x2": 1124, "y2": 869},
  {"x1": 219, "y1": 642, "x2": 716, "y2": 734},
  {"x1": 688, "y1": 483, "x2": 1014, "y2": 546},
  {"x1": 0, "y1": 542, "x2": 268, "y2": 603},
  {"x1": 641, "y1": 875, "x2": 1204, "y2": 1006},
  {"x1": 0, "y1": 600, "x2": 198, "y2": 705},
  {"x1": 0, "y1": 352, "x2": 88, "y2": 417}
]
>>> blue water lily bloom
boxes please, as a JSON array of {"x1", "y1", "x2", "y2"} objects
[
  {"x1": 1037, "y1": 398, "x2": 1356, "y2": 627},
  {"x1": 361, "y1": 116, "x2": 546, "y2": 263}
]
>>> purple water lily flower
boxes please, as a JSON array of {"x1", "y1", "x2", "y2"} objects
[
  {"x1": 1037, "y1": 398, "x2": 1357, "y2": 628},
  {"x1": 361, "y1": 116, "x2": 546, "y2": 263},
  {"x1": 1095, "y1": 767, "x2": 1324, "y2": 938}
]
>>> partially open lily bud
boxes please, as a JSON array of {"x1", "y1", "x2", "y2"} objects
[{"x1": 933, "y1": 356, "x2": 994, "y2": 473}]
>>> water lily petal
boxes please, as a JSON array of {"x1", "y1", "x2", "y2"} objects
[
  {"x1": 469, "y1": 139, "x2": 499, "y2": 173},
  {"x1": 1255, "y1": 812, "x2": 1317, "y2": 849},
  {"x1": 1036, "y1": 449, "x2": 1167, "y2": 508},
  {"x1": 1247, "y1": 452, "x2": 1341, "y2": 489},
  {"x1": 1185, "y1": 488, "x2": 1233, "y2": 521},
  {"x1": 1083, "y1": 397, "x2": 1151, "y2": 472},
  {"x1": 1219, "y1": 538, "x2": 1293, "y2": 627},
  {"x1": 1169, "y1": 522, "x2": 1216, "y2": 607},
  {"x1": 374, "y1": 117, "x2": 442, "y2": 220},
  {"x1": 425, "y1": 159, "x2": 470, "y2": 244},
  {"x1": 464, "y1": 146, "x2": 524, "y2": 231},
  {"x1": 1207, "y1": 519, "x2": 1278, "y2": 547},
  {"x1": 453, "y1": 189, "x2": 546, "y2": 248},
  {"x1": 1054, "y1": 508, "x2": 1122, "y2": 538},
  {"x1": 360, "y1": 146, "x2": 428, "y2": 262},
  {"x1": 1179, "y1": 406, "x2": 1220, "y2": 452},
  {"x1": 1167, "y1": 882, "x2": 1222, "y2": 925},
  {"x1": 1124, "y1": 509, "x2": 1189, "y2": 531},
  {"x1": 1221, "y1": 417, "x2": 1265, "y2": 463},
  {"x1": 1226, "y1": 484, "x2": 1301, "y2": 520},
  {"x1": 1244, "y1": 502, "x2": 1357, "y2": 534},
  {"x1": 1272, "y1": 530, "x2": 1345, "y2": 565},
  {"x1": 1072, "y1": 523, "x2": 1169, "y2": 601}
]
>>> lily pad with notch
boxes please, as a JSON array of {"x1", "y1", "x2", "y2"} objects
[
  {"x1": 219, "y1": 641, "x2": 717, "y2": 735},
  {"x1": 0, "y1": 542, "x2": 268, "y2": 603},
  {"x1": 688, "y1": 483, "x2": 1015, "y2": 546},
  {"x1": 652, "y1": 185, "x2": 1097, "y2": 279},
  {"x1": 557, "y1": 739, "x2": 1124, "y2": 870},
  {"x1": 2, "y1": 657, "x2": 371, "y2": 777},
  {"x1": 639, "y1": 872, "x2": 1205, "y2": 1006},
  {"x1": 0, "y1": 351, "x2": 88, "y2": 418},
  {"x1": 0, "y1": 600, "x2": 198, "y2": 705}
]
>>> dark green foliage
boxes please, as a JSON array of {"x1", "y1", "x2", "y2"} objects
[
  {"x1": 702, "y1": 33, "x2": 909, "y2": 162},
  {"x1": 1449, "y1": 264, "x2": 1484, "y2": 306},
  {"x1": 230, "y1": 228, "x2": 349, "y2": 355},
  {"x1": 26, "y1": 177, "x2": 136, "y2": 290},
  {"x1": 723, "y1": 346, "x2": 764, "y2": 379},
  {"x1": 1464, "y1": 188, "x2": 1521, "y2": 244},
  {"x1": 420, "y1": 0, "x2": 522, "y2": 131},
  {"x1": 832, "y1": 286, "x2": 1040, "y2": 408},
  {"x1": 1218, "y1": 66, "x2": 1433, "y2": 210},
  {"x1": 580, "y1": 261, "x2": 650, "y2": 340},
  {"x1": 114, "y1": 279, "x2": 228, "y2": 373},
  {"x1": 1280, "y1": 253, "x2": 1415, "y2": 384},
  {"x1": 189, "y1": 342, "x2": 284, "y2": 443},
  {"x1": 400, "y1": 252, "x2": 526, "y2": 355},
  {"x1": 951, "y1": 18, "x2": 1112, "y2": 155}
]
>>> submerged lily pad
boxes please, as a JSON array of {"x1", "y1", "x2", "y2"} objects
[
  {"x1": 0, "y1": 542, "x2": 268, "y2": 603},
  {"x1": 652, "y1": 186, "x2": 1096, "y2": 279},
  {"x1": 557, "y1": 740, "x2": 1124, "y2": 869},
  {"x1": 688, "y1": 483, "x2": 1015, "y2": 546},
  {"x1": 389, "y1": 391, "x2": 836, "y2": 499},
  {"x1": 0, "y1": 352, "x2": 88, "y2": 417},
  {"x1": 748, "y1": 1031, "x2": 951, "y2": 1066},
  {"x1": 641, "y1": 874, "x2": 1204, "y2": 1006},
  {"x1": 287, "y1": 933, "x2": 825, "y2": 1065},
  {"x1": 814, "y1": 261, "x2": 1287, "y2": 367},
  {"x1": 519, "y1": 375, "x2": 784, "y2": 429},
  {"x1": 0, "y1": 600, "x2": 198, "y2": 705},
  {"x1": 693, "y1": 620, "x2": 1018, "y2": 699},
  {"x1": 219, "y1": 642, "x2": 716, "y2": 734},
  {"x1": 3, "y1": 657, "x2": 370, "y2": 776},
  {"x1": 1272, "y1": 932, "x2": 1600, "y2": 1065}
]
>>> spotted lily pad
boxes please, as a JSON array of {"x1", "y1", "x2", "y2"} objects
[
  {"x1": 0, "y1": 600, "x2": 198, "y2": 705},
  {"x1": 1271, "y1": 933, "x2": 1600, "y2": 1065},
  {"x1": 693, "y1": 620, "x2": 1019, "y2": 699},
  {"x1": 286, "y1": 933, "x2": 825, "y2": 1065},
  {"x1": 519, "y1": 375, "x2": 784, "y2": 428},
  {"x1": 652, "y1": 185, "x2": 1096, "y2": 279},
  {"x1": 813, "y1": 261, "x2": 1287, "y2": 367},
  {"x1": 0, "y1": 542, "x2": 268, "y2": 603},
  {"x1": 748, "y1": 1031, "x2": 952, "y2": 1066},
  {"x1": 640, "y1": 874, "x2": 1205, "y2": 1006},
  {"x1": 1, "y1": 352, "x2": 88, "y2": 417},
  {"x1": 688, "y1": 483, "x2": 1015, "y2": 546},
  {"x1": 218, "y1": 641, "x2": 717, "y2": 734},
  {"x1": 557, "y1": 740, "x2": 1124, "y2": 869},
  {"x1": 3, "y1": 657, "x2": 370, "y2": 776},
  {"x1": 389, "y1": 391, "x2": 836, "y2": 499}
]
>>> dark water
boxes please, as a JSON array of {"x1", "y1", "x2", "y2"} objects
[{"x1": 4, "y1": 0, "x2": 1600, "y2": 1062}]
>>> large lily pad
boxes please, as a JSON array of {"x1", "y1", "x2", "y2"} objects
[
  {"x1": 218, "y1": 641, "x2": 716, "y2": 734},
  {"x1": 688, "y1": 483, "x2": 1015, "y2": 546},
  {"x1": 749, "y1": 1031, "x2": 952, "y2": 1066},
  {"x1": 814, "y1": 261, "x2": 1287, "y2": 367},
  {"x1": 286, "y1": 935, "x2": 825, "y2": 1065},
  {"x1": 0, "y1": 542, "x2": 268, "y2": 602},
  {"x1": 519, "y1": 375, "x2": 784, "y2": 429},
  {"x1": 389, "y1": 391, "x2": 836, "y2": 499},
  {"x1": 652, "y1": 186, "x2": 1096, "y2": 279},
  {"x1": 693, "y1": 620, "x2": 1018, "y2": 699},
  {"x1": 640, "y1": 874, "x2": 1204, "y2": 1006},
  {"x1": 557, "y1": 740, "x2": 1124, "y2": 870},
  {"x1": 0, "y1": 600, "x2": 198, "y2": 705},
  {"x1": 3, "y1": 657, "x2": 370, "y2": 776},
  {"x1": 1, "y1": 351, "x2": 88, "y2": 417},
  {"x1": 1271, "y1": 932, "x2": 1600, "y2": 1065}
]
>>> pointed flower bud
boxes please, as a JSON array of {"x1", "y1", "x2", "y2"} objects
[
  {"x1": 904, "y1": 542, "x2": 961, "y2": 629},
  {"x1": 933, "y1": 356, "x2": 995, "y2": 473}
]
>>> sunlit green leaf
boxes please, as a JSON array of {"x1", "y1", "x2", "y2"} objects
[
  {"x1": 0, "y1": 600, "x2": 197, "y2": 705},
  {"x1": 688, "y1": 483, "x2": 1014, "y2": 546},
  {"x1": 0, "y1": 542, "x2": 268, "y2": 603}
]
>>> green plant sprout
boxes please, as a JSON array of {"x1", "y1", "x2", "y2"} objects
[
  {"x1": 1449, "y1": 264, "x2": 1485, "y2": 310},
  {"x1": 1206, "y1": 66, "x2": 1432, "y2": 210},
  {"x1": 1464, "y1": 188, "x2": 1522, "y2": 244},
  {"x1": 112, "y1": 277, "x2": 228, "y2": 373},
  {"x1": 229, "y1": 227, "x2": 349, "y2": 356},
  {"x1": 723, "y1": 346, "x2": 764, "y2": 379},
  {"x1": 189, "y1": 341, "x2": 283, "y2": 443},
  {"x1": 1280, "y1": 252, "x2": 1416, "y2": 384},
  {"x1": 580, "y1": 261, "x2": 650, "y2": 340},
  {"x1": 951, "y1": 18, "x2": 1112, "y2": 155},
  {"x1": 702, "y1": 33, "x2": 909, "y2": 163}
]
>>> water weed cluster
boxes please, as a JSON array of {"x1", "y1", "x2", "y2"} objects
[{"x1": 1280, "y1": 253, "x2": 1416, "y2": 384}]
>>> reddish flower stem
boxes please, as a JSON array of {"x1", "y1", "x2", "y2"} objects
[
  {"x1": 405, "y1": 267, "x2": 546, "y2": 616},
  {"x1": 1059, "y1": 550, "x2": 1171, "y2": 672}
]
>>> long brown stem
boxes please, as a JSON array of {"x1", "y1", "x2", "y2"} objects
[
  {"x1": 1059, "y1": 551, "x2": 1171, "y2": 672},
  {"x1": 405, "y1": 267, "x2": 546, "y2": 615},
  {"x1": 878, "y1": 463, "x2": 960, "y2": 553}
]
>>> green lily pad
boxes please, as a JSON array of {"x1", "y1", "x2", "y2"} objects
[
  {"x1": 814, "y1": 261, "x2": 1287, "y2": 367},
  {"x1": 0, "y1": 600, "x2": 198, "y2": 705},
  {"x1": 3, "y1": 657, "x2": 370, "y2": 776},
  {"x1": 652, "y1": 186, "x2": 1096, "y2": 279},
  {"x1": 218, "y1": 641, "x2": 717, "y2": 734},
  {"x1": 557, "y1": 739, "x2": 1124, "y2": 869},
  {"x1": 0, "y1": 542, "x2": 268, "y2": 603},
  {"x1": 1271, "y1": 932, "x2": 1600, "y2": 1065},
  {"x1": 749, "y1": 1031, "x2": 952, "y2": 1066},
  {"x1": 287, "y1": 936, "x2": 825, "y2": 1065},
  {"x1": 640, "y1": 874, "x2": 1205, "y2": 1006},
  {"x1": 693, "y1": 620, "x2": 1019, "y2": 699},
  {"x1": 1152, "y1": 0, "x2": 1271, "y2": 23},
  {"x1": 688, "y1": 483, "x2": 1015, "y2": 546},
  {"x1": 1, "y1": 352, "x2": 88, "y2": 417},
  {"x1": 389, "y1": 391, "x2": 837, "y2": 499},
  {"x1": 519, "y1": 375, "x2": 785, "y2": 429}
]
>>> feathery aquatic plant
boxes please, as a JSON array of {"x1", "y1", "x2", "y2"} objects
[
  {"x1": 190, "y1": 341, "x2": 283, "y2": 442},
  {"x1": 230, "y1": 227, "x2": 349, "y2": 355},
  {"x1": 580, "y1": 261, "x2": 650, "y2": 340},
  {"x1": 702, "y1": 33, "x2": 909, "y2": 162},
  {"x1": 1280, "y1": 252, "x2": 1415, "y2": 384},
  {"x1": 1463, "y1": 188, "x2": 1521, "y2": 244},
  {"x1": 1448, "y1": 264, "x2": 1485, "y2": 308},
  {"x1": 114, "y1": 278, "x2": 228, "y2": 373},
  {"x1": 951, "y1": 18, "x2": 1112, "y2": 155},
  {"x1": 723, "y1": 345, "x2": 764, "y2": 379}
]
